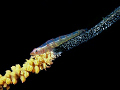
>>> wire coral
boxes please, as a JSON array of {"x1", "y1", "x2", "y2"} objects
[
  {"x1": 0, "y1": 51, "x2": 57, "y2": 90},
  {"x1": 0, "y1": 6, "x2": 119, "y2": 90}
]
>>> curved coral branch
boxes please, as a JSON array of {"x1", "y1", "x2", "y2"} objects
[{"x1": 0, "y1": 51, "x2": 58, "y2": 90}]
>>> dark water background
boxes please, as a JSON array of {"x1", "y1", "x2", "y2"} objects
[{"x1": 0, "y1": 1, "x2": 119, "y2": 90}]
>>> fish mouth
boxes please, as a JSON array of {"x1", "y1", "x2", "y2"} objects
[{"x1": 30, "y1": 52, "x2": 35, "y2": 55}]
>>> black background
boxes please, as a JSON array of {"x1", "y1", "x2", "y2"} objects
[{"x1": 0, "y1": 0, "x2": 119, "y2": 90}]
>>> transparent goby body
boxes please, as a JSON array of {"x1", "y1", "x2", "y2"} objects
[
  {"x1": 30, "y1": 29, "x2": 85, "y2": 55},
  {"x1": 31, "y1": 6, "x2": 120, "y2": 55},
  {"x1": 54, "y1": 6, "x2": 120, "y2": 52}
]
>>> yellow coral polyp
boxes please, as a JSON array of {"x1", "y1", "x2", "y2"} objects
[
  {"x1": 26, "y1": 59, "x2": 34, "y2": 66},
  {"x1": 24, "y1": 71, "x2": 29, "y2": 78},
  {"x1": 40, "y1": 65, "x2": 43, "y2": 70},
  {"x1": 0, "y1": 50, "x2": 56, "y2": 90},
  {"x1": 0, "y1": 79, "x2": 4, "y2": 85},
  {"x1": 43, "y1": 63, "x2": 47, "y2": 69},
  {"x1": 11, "y1": 66, "x2": 16, "y2": 71},
  {"x1": 11, "y1": 72, "x2": 16, "y2": 78},
  {"x1": 3, "y1": 83, "x2": 7, "y2": 88},
  {"x1": 12, "y1": 78, "x2": 17, "y2": 85},
  {"x1": 34, "y1": 60, "x2": 40, "y2": 66},
  {"x1": 6, "y1": 78, "x2": 11, "y2": 85},
  {"x1": 16, "y1": 64, "x2": 21, "y2": 68},
  {"x1": 34, "y1": 66, "x2": 40, "y2": 74},
  {"x1": 5, "y1": 70, "x2": 11, "y2": 78},
  {"x1": 20, "y1": 76, "x2": 26, "y2": 83},
  {"x1": 1, "y1": 76, "x2": 6, "y2": 82},
  {"x1": 27, "y1": 64, "x2": 33, "y2": 72}
]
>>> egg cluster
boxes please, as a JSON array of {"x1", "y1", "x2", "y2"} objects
[{"x1": 0, "y1": 51, "x2": 56, "y2": 90}]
